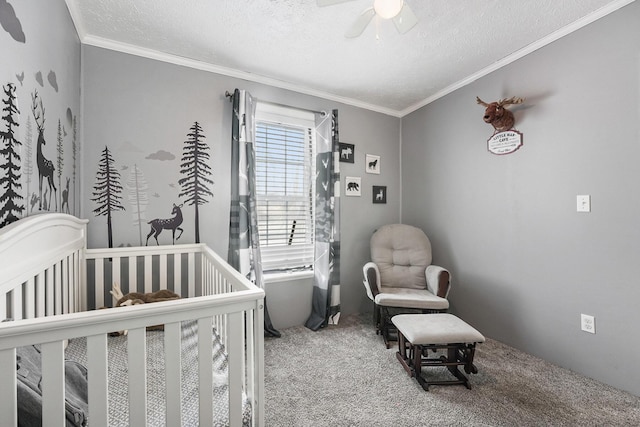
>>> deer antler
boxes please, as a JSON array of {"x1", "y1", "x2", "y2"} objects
[
  {"x1": 476, "y1": 96, "x2": 489, "y2": 107},
  {"x1": 31, "y1": 90, "x2": 45, "y2": 131},
  {"x1": 497, "y1": 97, "x2": 524, "y2": 107}
]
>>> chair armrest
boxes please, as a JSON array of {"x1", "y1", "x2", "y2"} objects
[
  {"x1": 425, "y1": 265, "x2": 451, "y2": 298},
  {"x1": 362, "y1": 262, "x2": 381, "y2": 301}
]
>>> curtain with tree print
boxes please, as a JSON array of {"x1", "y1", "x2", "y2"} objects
[
  {"x1": 305, "y1": 110, "x2": 341, "y2": 331},
  {"x1": 228, "y1": 89, "x2": 280, "y2": 337}
]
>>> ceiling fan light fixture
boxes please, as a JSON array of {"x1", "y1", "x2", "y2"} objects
[{"x1": 373, "y1": 0, "x2": 403, "y2": 19}]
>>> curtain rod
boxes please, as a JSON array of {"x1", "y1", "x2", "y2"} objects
[{"x1": 224, "y1": 90, "x2": 327, "y2": 116}]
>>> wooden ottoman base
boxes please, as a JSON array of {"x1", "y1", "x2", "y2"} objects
[{"x1": 392, "y1": 314, "x2": 485, "y2": 391}]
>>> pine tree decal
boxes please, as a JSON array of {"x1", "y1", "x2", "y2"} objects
[
  {"x1": 126, "y1": 164, "x2": 149, "y2": 246},
  {"x1": 91, "y1": 146, "x2": 125, "y2": 248},
  {"x1": 0, "y1": 83, "x2": 25, "y2": 227},
  {"x1": 178, "y1": 121, "x2": 213, "y2": 243},
  {"x1": 56, "y1": 119, "x2": 63, "y2": 211},
  {"x1": 71, "y1": 115, "x2": 77, "y2": 215}
]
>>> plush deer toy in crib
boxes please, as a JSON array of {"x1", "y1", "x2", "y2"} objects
[
  {"x1": 107, "y1": 283, "x2": 181, "y2": 335},
  {"x1": 476, "y1": 96, "x2": 524, "y2": 133}
]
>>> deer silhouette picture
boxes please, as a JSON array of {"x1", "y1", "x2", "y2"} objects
[
  {"x1": 61, "y1": 177, "x2": 70, "y2": 213},
  {"x1": 29, "y1": 193, "x2": 39, "y2": 213},
  {"x1": 32, "y1": 91, "x2": 57, "y2": 211},
  {"x1": 146, "y1": 203, "x2": 184, "y2": 245}
]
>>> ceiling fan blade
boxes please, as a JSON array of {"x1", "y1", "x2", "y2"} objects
[
  {"x1": 345, "y1": 8, "x2": 376, "y2": 38},
  {"x1": 317, "y1": 0, "x2": 356, "y2": 6},
  {"x1": 392, "y1": 3, "x2": 418, "y2": 34}
]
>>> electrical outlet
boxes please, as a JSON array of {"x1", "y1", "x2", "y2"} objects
[{"x1": 581, "y1": 314, "x2": 595, "y2": 334}]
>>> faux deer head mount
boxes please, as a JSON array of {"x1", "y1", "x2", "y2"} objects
[{"x1": 476, "y1": 96, "x2": 524, "y2": 133}]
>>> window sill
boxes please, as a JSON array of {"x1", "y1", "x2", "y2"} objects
[{"x1": 263, "y1": 270, "x2": 314, "y2": 284}]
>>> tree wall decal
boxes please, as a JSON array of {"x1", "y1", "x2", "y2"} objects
[
  {"x1": 126, "y1": 163, "x2": 149, "y2": 246},
  {"x1": 56, "y1": 118, "x2": 63, "y2": 211},
  {"x1": 0, "y1": 83, "x2": 25, "y2": 227},
  {"x1": 91, "y1": 146, "x2": 125, "y2": 248},
  {"x1": 178, "y1": 121, "x2": 213, "y2": 243},
  {"x1": 71, "y1": 115, "x2": 77, "y2": 215}
]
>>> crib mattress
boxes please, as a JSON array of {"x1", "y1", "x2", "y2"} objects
[{"x1": 64, "y1": 320, "x2": 252, "y2": 427}]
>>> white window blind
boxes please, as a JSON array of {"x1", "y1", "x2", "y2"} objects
[{"x1": 255, "y1": 103, "x2": 315, "y2": 272}]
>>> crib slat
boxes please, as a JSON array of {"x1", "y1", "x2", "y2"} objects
[
  {"x1": 128, "y1": 327, "x2": 148, "y2": 426},
  {"x1": 159, "y1": 254, "x2": 167, "y2": 289},
  {"x1": 87, "y1": 334, "x2": 109, "y2": 427},
  {"x1": 198, "y1": 316, "x2": 214, "y2": 426},
  {"x1": 24, "y1": 277, "x2": 35, "y2": 319},
  {"x1": 62, "y1": 256, "x2": 71, "y2": 314},
  {"x1": 254, "y1": 301, "x2": 265, "y2": 427},
  {"x1": 0, "y1": 348, "x2": 17, "y2": 426},
  {"x1": 46, "y1": 266, "x2": 54, "y2": 316},
  {"x1": 174, "y1": 253, "x2": 181, "y2": 295},
  {"x1": 129, "y1": 255, "x2": 137, "y2": 294},
  {"x1": 95, "y1": 259, "x2": 104, "y2": 309},
  {"x1": 165, "y1": 322, "x2": 182, "y2": 426},
  {"x1": 74, "y1": 253, "x2": 81, "y2": 312},
  {"x1": 228, "y1": 311, "x2": 243, "y2": 426},
  {"x1": 144, "y1": 255, "x2": 152, "y2": 293},
  {"x1": 188, "y1": 252, "x2": 195, "y2": 298},
  {"x1": 36, "y1": 272, "x2": 45, "y2": 317},
  {"x1": 112, "y1": 257, "x2": 121, "y2": 298},
  {"x1": 41, "y1": 341, "x2": 66, "y2": 427},
  {"x1": 12, "y1": 284, "x2": 23, "y2": 320},
  {"x1": 54, "y1": 262, "x2": 62, "y2": 315},
  {"x1": 246, "y1": 308, "x2": 255, "y2": 402}
]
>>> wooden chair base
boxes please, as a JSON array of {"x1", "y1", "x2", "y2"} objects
[{"x1": 395, "y1": 330, "x2": 479, "y2": 391}]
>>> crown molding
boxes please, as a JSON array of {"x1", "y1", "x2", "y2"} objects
[
  {"x1": 80, "y1": 35, "x2": 403, "y2": 118},
  {"x1": 64, "y1": 0, "x2": 86, "y2": 41}
]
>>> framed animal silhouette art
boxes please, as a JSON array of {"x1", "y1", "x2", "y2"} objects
[
  {"x1": 345, "y1": 176, "x2": 361, "y2": 196},
  {"x1": 339, "y1": 142, "x2": 355, "y2": 163},
  {"x1": 365, "y1": 154, "x2": 380, "y2": 174},
  {"x1": 372, "y1": 186, "x2": 387, "y2": 204}
]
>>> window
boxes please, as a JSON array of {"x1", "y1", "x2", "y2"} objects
[{"x1": 254, "y1": 103, "x2": 316, "y2": 272}]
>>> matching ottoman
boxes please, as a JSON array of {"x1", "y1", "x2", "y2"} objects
[{"x1": 392, "y1": 313, "x2": 485, "y2": 391}]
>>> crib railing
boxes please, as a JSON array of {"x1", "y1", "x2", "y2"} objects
[
  {"x1": 0, "y1": 242, "x2": 265, "y2": 427},
  {"x1": 85, "y1": 243, "x2": 250, "y2": 310}
]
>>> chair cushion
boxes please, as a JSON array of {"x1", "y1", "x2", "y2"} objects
[
  {"x1": 371, "y1": 224, "x2": 432, "y2": 290},
  {"x1": 375, "y1": 286, "x2": 449, "y2": 310}
]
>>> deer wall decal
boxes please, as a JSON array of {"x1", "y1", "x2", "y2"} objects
[
  {"x1": 61, "y1": 177, "x2": 70, "y2": 213},
  {"x1": 32, "y1": 91, "x2": 57, "y2": 211},
  {"x1": 146, "y1": 203, "x2": 184, "y2": 245}
]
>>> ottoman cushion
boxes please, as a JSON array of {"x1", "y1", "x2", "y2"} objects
[{"x1": 392, "y1": 313, "x2": 485, "y2": 345}]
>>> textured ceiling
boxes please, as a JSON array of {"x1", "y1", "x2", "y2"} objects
[{"x1": 65, "y1": 0, "x2": 631, "y2": 116}]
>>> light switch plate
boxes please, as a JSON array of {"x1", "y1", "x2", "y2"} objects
[{"x1": 577, "y1": 195, "x2": 591, "y2": 212}]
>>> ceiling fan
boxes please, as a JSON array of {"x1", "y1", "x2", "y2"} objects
[{"x1": 317, "y1": 0, "x2": 418, "y2": 38}]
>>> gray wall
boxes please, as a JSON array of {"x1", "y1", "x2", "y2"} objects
[
  {"x1": 81, "y1": 46, "x2": 400, "y2": 328},
  {"x1": 401, "y1": 1, "x2": 640, "y2": 396},
  {"x1": 0, "y1": 0, "x2": 81, "y2": 223}
]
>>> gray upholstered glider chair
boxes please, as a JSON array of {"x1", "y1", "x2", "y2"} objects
[{"x1": 362, "y1": 224, "x2": 451, "y2": 348}]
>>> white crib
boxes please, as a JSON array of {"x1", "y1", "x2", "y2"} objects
[{"x1": 0, "y1": 213, "x2": 265, "y2": 427}]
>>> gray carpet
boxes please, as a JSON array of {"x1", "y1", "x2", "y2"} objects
[{"x1": 265, "y1": 313, "x2": 640, "y2": 426}]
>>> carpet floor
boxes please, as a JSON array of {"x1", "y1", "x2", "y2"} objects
[{"x1": 264, "y1": 313, "x2": 640, "y2": 426}]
